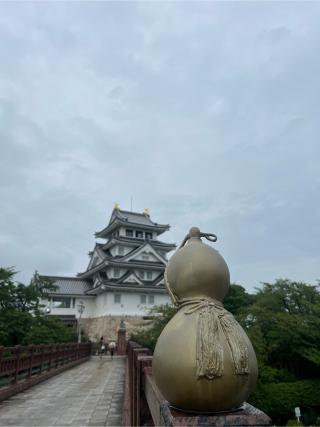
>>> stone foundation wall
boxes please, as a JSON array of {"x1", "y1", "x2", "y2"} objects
[{"x1": 80, "y1": 315, "x2": 149, "y2": 342}]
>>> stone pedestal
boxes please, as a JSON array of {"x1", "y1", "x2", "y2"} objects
[
  {"x1": 160, "y1": 401, "x2": 272, "y2": 427},
  {"x1": 117, "y1": 322, "x2": 127, "y2": 355}
]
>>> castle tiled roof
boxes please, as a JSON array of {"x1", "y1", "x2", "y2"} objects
[
  {"x1": 85, "y1": 280, "x2": 167, "y2": 295},
  {"x1": 42, "y1": 276, "x2": 93, "y2": 296},
  {"x1": 95, "y1": 208, "x2": 170, "y2": 238},
  {"x1": 116, "y1": 210, "x2": 157, "y2": 226}
]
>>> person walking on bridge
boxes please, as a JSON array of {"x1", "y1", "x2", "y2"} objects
[
  {"x1": 108, "y1": 341, "x2": 116, "y2": 360},
  {"x1": 99, "y1": 337, "x2": 106, "y2": 359}
]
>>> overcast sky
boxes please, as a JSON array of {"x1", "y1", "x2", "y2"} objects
[{"x1": 1, "y1": 2, "x2": 319, "y2": 292}]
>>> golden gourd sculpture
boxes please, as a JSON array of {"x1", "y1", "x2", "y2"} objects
[{"x1": 153, "y1": 227, "x2": 258, "y2": 412}]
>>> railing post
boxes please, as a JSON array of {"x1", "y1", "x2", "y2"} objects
[
  {"x1": 55, "y1": 345, "x2": 59, "y2": 368},
  {"x1": 62, "y1": 344, "x2": 65, "y2": 365},
  {"x1": 39, "y1": 345, "x2": 44, "y2": 374},
  {"x1": 117, "y1": 321, "x2": 127, "y2": 355},
  {"x1": 132, "y1": 348, "x2": 150, "y2": 426},
  {"x1": 64, "y1": 344, "x2": 67, "y2": 365},
  {"x1": 28, "y1": 345, "x2": 34, "y2": 379},
  {"x1": 0, "y1": 346, "x2": 4, "y2": 379},
  {"x1": 48, "y1": 345, "x2": 52, "y2": 371},
  {"x1": 14, "y1": 346, "x2": 20, "y2": 384},
  {"x1": 89, "y1": 342, "x2": 92, "y2": 358},
  {"x1": 137, "y1": 355, "x2": 153, "y2": 427}
]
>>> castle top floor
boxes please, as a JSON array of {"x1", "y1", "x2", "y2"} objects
[{"x1": 95, "y1": 206, "x2": 170, "y2": 241}]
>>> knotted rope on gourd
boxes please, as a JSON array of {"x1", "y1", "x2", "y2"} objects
[{"x1": 180, "y1": 298, "x2": 250, "y2": 379}]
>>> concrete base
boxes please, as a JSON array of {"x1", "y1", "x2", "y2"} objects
[{"x1": 160, "y1": 401, "x2": 272, "y2": 427}]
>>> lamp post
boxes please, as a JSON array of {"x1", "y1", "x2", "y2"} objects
[{"x1": 77, "y1": 301, "x2": 85, "y2": 343}]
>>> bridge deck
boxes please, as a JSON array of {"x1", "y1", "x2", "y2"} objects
[{"x1": 0, "y1": 356, "x2": 126, "y2": 427}]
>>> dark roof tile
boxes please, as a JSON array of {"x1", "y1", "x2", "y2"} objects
[{"x1": 42, "y1": 276, "x2": 93, "y2": 295}]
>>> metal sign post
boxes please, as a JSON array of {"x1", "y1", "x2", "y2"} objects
[{"x1": 77, "y1": 301, "x2": 85, "y2": 343}]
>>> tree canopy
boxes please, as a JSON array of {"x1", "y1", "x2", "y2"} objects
[{"x1": 0, "y1": 267, "x2": 76, "y2": 346}]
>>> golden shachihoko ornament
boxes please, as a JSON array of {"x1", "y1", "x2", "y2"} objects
[{"x1": 153, "y1": 227, "x2": 258, "y2": 412}]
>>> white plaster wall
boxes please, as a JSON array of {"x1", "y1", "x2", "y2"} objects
[
  {"x1": 109, "y1": 246, "x2": 117, "y2": 256},
  {"x1": 74, "y1": 297, "x2": 96, "y2": 318},
  {"x1": 107, "y1": 267, "x2": 127, "y2": 279},
  {"x1": 119, "y1": 227, "x2": 126, "y2": 237},
  {"x1": 41, "y1": 296, "x2": 96, "y2": 319},
  {"x1": 94, "y1": 291, "x2": 171, "y2": 316},
  {"x1": 118, "y1": 227, "x2": 158, "y2": 241},
  {"x1": 134, "y1": 270, "x2": 157, "y2": 281},
  {"x1": 42, "y1": 292, "x2": 170, "y2": 318},
  {"x1": 110, "y1": 245, "x2": 134, "y2": 257},
  {"x1": 134, "y1": 252, "x2": 159, "y2": 262}
]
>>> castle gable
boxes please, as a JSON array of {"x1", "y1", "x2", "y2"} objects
[
  {"x1": 122, "y1": 272, "x2": 144, "y2": 285},
  {"x1": 123, "y1": 243, "x2": 166, "y2": 265}
]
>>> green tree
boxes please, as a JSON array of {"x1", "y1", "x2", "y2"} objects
[
  {"x1": 242, "y1": 279, "x2": 320, "y2": 378},
  {"x1": 243, "y1": 280, "x2": 320, "y2": 424},
  {"x1": 131, "y1": 303, "x2": 177, "y2": 351},
  {"x1": 24, "y1": 316, "x2": 77, "y2": 344},
  {"x1": 0, "y1": 267, "x2": 76, "y2": 346},
  {"x1": 223, "y1": 283, "x2": 255, "y2": 316}
]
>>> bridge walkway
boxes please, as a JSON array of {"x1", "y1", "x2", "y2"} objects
[{"x1": 0, "y1": 356, "x2": 126, "y2": 427}]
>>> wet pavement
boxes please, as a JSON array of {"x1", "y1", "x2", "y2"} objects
[{"x1": 0, "y1": 356, "x2": 126, "y2": 427}]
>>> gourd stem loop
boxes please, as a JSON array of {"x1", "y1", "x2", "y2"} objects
[{"x1": 179, "y1": 228, "x2": 218, "y2": 249}]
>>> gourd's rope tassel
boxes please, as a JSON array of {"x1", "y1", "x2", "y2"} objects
[{"x1": 181, "y1": 298, "x2": 250, "y2": 379}]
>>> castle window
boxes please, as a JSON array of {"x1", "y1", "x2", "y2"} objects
[
  {"x1": 126, "y1": 229, "x2": 133, "y2": 237},
  {"x1": 139, "y1": 271, "x2": 145, "y2": 279},
  {"x1": 100, "y1": 271, "x2": 107, "y2": 279},
  {"x1": 52, "y1": 297, "x2": 71, "y2": 309},
  {"x1": 140, "y1": 294, "x2": 147, "y2": 304},
  {"x1": 146, "y1": 271, "x2": 152, "y2": 280},
  {"x1": 136, "y1": 230, "x2": 143, "y2": 238},
  {"x1": 148, "y1": 295, "x2": 155, "y2": 305},
  {"x1": 114, "y1": 293, "x2": 121, "y2": 304},
  {"x1": 145, "y1": 232, "x2": 153, "y2": 239}
]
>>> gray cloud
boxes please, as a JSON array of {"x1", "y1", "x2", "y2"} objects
[{"x1": 0, "y1": 2, "x2": 319, "y2": 291}]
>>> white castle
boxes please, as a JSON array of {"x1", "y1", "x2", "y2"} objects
[{"x1": 41, "y1": 205, "x2": 176, "y2": 329}]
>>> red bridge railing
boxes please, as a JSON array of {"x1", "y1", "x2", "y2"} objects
[
  {"x1": 0, "y1": 343, "x2": 91, "y2": 401},
  {"x1": 123, "y1": 341, "x2": 272, "y2": 427}
]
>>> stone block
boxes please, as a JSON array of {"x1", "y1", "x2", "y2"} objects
[{"x1": 160, "y1": 402, "x2": 272, "y2": 427}]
